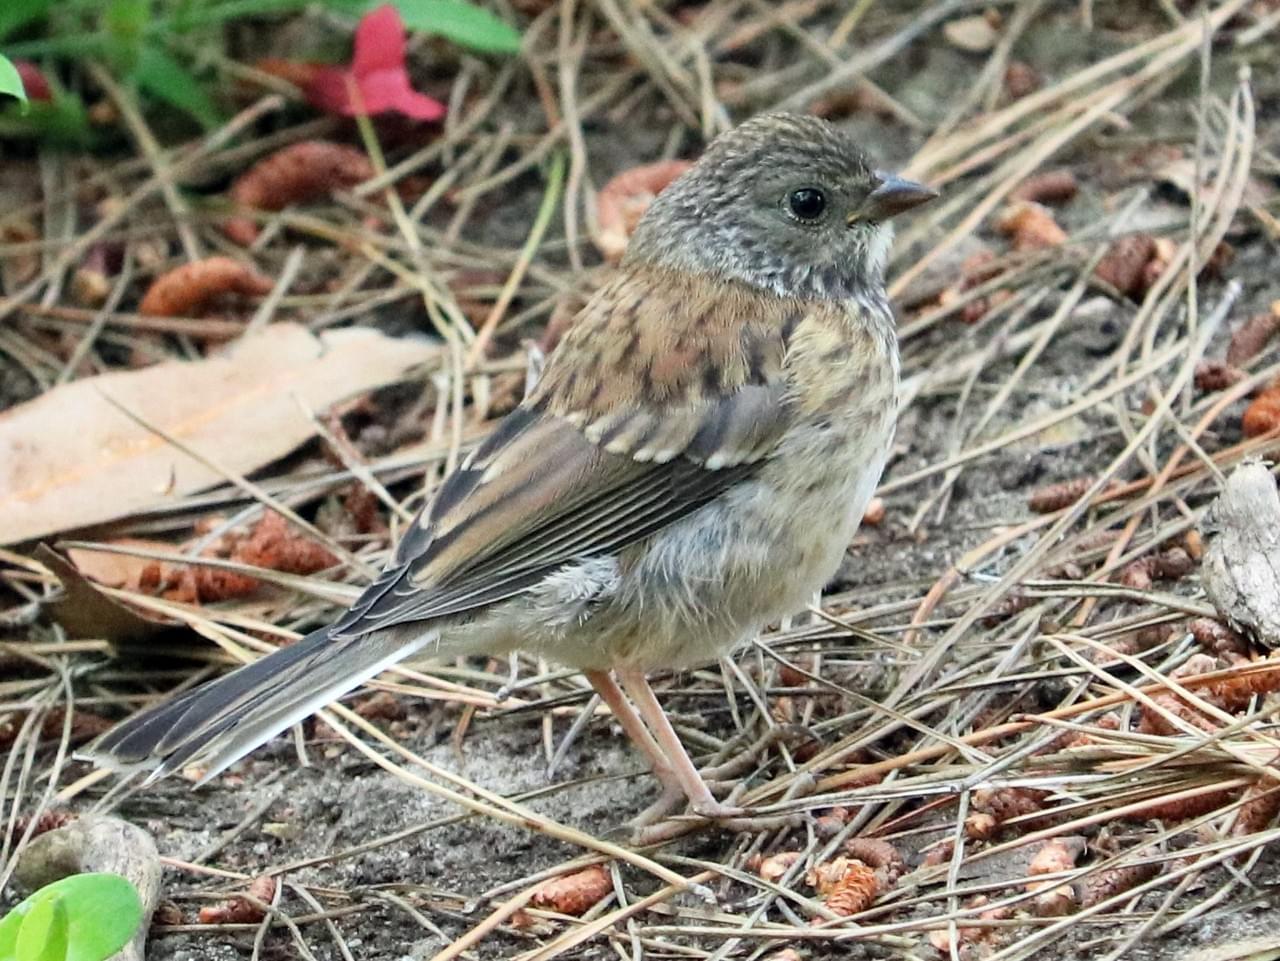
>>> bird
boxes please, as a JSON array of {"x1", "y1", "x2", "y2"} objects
[{"x1": 90, "y1": 113, "x2": 936, "y2": 827}]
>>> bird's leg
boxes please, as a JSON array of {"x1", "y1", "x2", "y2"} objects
[
  {"x1": 584, "y1": 670, "x2": 683, "y2": 823},
  {"x1": 616, "y1": 668, "x2": 745, "y2": 820}
]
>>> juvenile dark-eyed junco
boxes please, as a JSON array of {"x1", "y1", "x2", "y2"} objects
[{"x1": 92, "y1": 113, "x2": 936, "y2": 826}]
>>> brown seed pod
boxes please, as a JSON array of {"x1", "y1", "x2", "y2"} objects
[
  {"x1": 980, "y1": 590, "x2": 1034, "y2": 627},
  {"x1": 8, "y1": 810, "x2": 76, "y2": 843},
  {"x1": 1188, "y1": 617, "x2": 1250, "y2": 662},
  {"x1": 1204, "y1": 657, "x2": 1280, "y2": 713},
  {"x1": 353, "y1": 691, "x2": 406, "y2": 721},
  {"x1": 1075, "y1": 862, "x2": 1159, "y2": 908},
  {"x1": 754, "y1": 850, "x2": 804, "y2": 883},
  {"x1": 1128, "y1": 787, "x2": 1234, "y2": 823},
  {"x1": 1201, "y1": 240, "x2": 1234, "y2": 279},
  {"x1": 1118, "y1": 546, "x2": 1194, "y2": 591},
  {"x1": 1059, "y1": 710, "x2": 1122, "y2": 749},
  {"x1": 1010, "y1": 170, "x2": 1078, "y2": 205},
  {"x1": 0, "y1": 708, "x2": 114, "y2": 750},
  {"x1": 197, "y1": 875, "x2": 277, "y2": 924},
  {"x1": 1194, "y1": 359, "x2": 1246, "y2": 392},
  {"x1": 140, "y1": 512, "x2": 337, "y2": 604},
  {"x1": 929, "y1": 895, "x2": 1014, "y2": 954},
  {"x1": 225, "y1": 141, "x2": 375, "y2": 245},
  {"x1": 1025, "y1": 838, "x2": 1083, "y2": 917},
  {"x1": 138, "y1": 256, "x2": 274, "y2": 317},
  {"x1": 861, "y1": 496, "x2": 885, "y2": 526},
  {"x1": 972, "y1": 787, "x2": 1051, "y2": 824},
  {"x1": 1137, "y1": 653, "x2": 1219, "y2": 736},
  {"x1": 1028, "y1": 476, "x2": 1110, "y2": 513},
  {"x1": 530, "y1": 864, "x2": 612, "y2": 916},
  {"x1": 594, "y1": 160, "x2": 694, "y2": 262},
  {"x1": 807, "y1": 857, "x2": 879, "y2": 916},
  {"x1": 1183, "y1": 529, "x2": 1204, "y2": 561},
  {"x1": 1233, "y1": 782, "x2": 1280, "y2": 836},
  {"x1": 994, "y1": 200, "x2": 1067, "y2": 251},
  {"x1": 964, "y1": 812, "x2": 999, "y2": 841},
  {"x1": 151, "y1": 901, "x2": 185, "y2": 926},
  {"x1": 1004, "y1": 60, "x2": 1042, "y2": 98},
  {"x1": 1094, "y1": 233, "x2": 1159, "y2": 300},
  {"x1": 1242, "y1": 379, "x2": 1280, "y2": 437},
  {"x1": 843, "y1": 838, "x2": 905, "y2": 885},
  {"x1": 922, "y1": 838, "x2": 956, "y2": 865},
  {"x1": 236, "y1": 512, "x2": 338, "y2": 576},
  {"x1": 1226, "y1": 311, "x2": 1280, "y2": 367}
]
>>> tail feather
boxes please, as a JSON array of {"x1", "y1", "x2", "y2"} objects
[{"x1": 87, "y1": 625, "x2": 433, "y2": 782}]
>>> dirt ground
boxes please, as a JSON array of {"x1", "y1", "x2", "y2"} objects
[{"x1": 5, "y1": 1, "x2": 1280, "y2": 959}]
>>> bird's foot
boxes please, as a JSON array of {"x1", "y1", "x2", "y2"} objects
[
  {"x1": 627, "y1": 803, "x2": 804, "y2": 846},
  {"x1": 628, "y1": 784, "x2": 686, "y2": 829},
  {"x1": 699, "y1": 724, "x2": 817, "y2": 783}
]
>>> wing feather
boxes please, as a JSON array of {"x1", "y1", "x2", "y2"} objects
[{"x1": 330, "y1": 267, "x2": 803, "y2": 639}]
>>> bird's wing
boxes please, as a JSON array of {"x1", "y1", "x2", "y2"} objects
[{"x1": 330, "y1": 267, "x2": 806, "y2": 637}]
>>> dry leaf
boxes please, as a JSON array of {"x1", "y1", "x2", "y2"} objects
[
  {"x1": 594, "y1": 160, "x2": 693, "y2": 262},
  {"x1": 66, "y1": 538, "x2": 175, "y2": 589},
  {"x1": 36, "y1": 545, "x2": 176, "y2": 643},
  {"x1": 0, "y1": 324, "x2": 438, "y2": 545}
]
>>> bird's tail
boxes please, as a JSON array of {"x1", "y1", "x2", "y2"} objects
[{"x1": 86, "y1": 624, "x2": 433, "y2": 784}]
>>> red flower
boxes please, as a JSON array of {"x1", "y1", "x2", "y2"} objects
[
  {"x1": 14, "y1": 61, "x2": 52, "y2": 102},
  {"x1": 305, "y1": 5, "x2": 445, "y2": 122}
]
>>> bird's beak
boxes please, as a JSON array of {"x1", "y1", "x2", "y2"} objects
[{"x1": 850, "y1": 173, "x2": 938, "y2": 224}]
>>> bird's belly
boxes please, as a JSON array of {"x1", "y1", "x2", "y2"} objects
[{"x1": 505, "y1": 412, "x2": 895, "y2": 672}]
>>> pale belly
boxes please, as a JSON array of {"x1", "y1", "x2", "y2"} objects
[{"x1": 472, "y1": 409, "x2": 896, "y2": 672}]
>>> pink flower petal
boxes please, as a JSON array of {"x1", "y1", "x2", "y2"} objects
[
  {"x1": 352, "y1": 4, "x2": 407, "y2": 81},
  {"x1": 357, "y1": 70, "x2": 446, "y2": 120},
  {"x1": 301, "y1": 4, "x2": 445, "y2": 123}
]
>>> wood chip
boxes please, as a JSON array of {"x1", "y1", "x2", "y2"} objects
[{"x1": 1203, "y1": 462, "x2": 1280, "y2": 648}]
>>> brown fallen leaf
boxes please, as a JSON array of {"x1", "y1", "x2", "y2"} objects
[
  {"x1": 66, "y1": 538, "x2": 176, "y2": 589},
  {"x1": 36, "y1": 545, "x2": 177, "y2": 643},
  {"x1": 594, "y1": 160, "x2": 693, "y2": 262},
  {"x1": 0, "y1": 324, "x2": 438, "y2": 546}
]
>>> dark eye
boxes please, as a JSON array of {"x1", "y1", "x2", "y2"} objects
[{"x1": 788, "y1": 187, "x2": 826, "y2": 221}]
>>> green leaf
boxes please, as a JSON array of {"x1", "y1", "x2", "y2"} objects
[
  {"x1": 321, "y1": 0, "x2": 368, "y2": 15},
  {"x1": 134, "y1": 44, "x2": 222, "y2": 128},
  {"x1": 0, "y1": 91, "x2": 94, "y2": 147},
  {"x1": 14, "y1": 890, "x2": 69, "y2": 961},
  {"x1": 103, "y1": 0, "x2": 149, "y2": 72},
  {"x1": 0, "y1": 0, "x2": 54, "y2": 42},
  {"x1": 0, "y1": 874, "x2": 142, "y2": 961},
  {"x1": 393, "y1": 0, "x2": 521, "y2": 54},
  {"x1": 0, "y1": 55, "x2": 27, "y2": 111}
]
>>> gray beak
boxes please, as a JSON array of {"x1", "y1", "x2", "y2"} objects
[{"x1": 852, "y1": 173, "x2": 938, "y2": 224}]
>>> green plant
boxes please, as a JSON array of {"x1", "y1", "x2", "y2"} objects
[
  {"x1": 362, "y1": 0, "x2": 521, "y2": 54},
  {"x1": 0, "y1": 0, "x2": 518, "y2": 143},
  {"x1": 0, "y1": 53, "x2": 27, "y2": 107},
  {"x1": 0, "y1": 873, "x2": 142, "y2": 961}
]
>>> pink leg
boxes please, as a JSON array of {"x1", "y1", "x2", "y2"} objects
[
  {"x1": 584, "y1": 670, "x2": 680, "y2": 795},
  {"x1": 617, "y1": 668, "x2": 744, "y2": 819}
]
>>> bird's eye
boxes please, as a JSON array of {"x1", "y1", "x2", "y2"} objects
[{"x1": 788, "y1": 187, "x2": 826, "y2": 221}]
